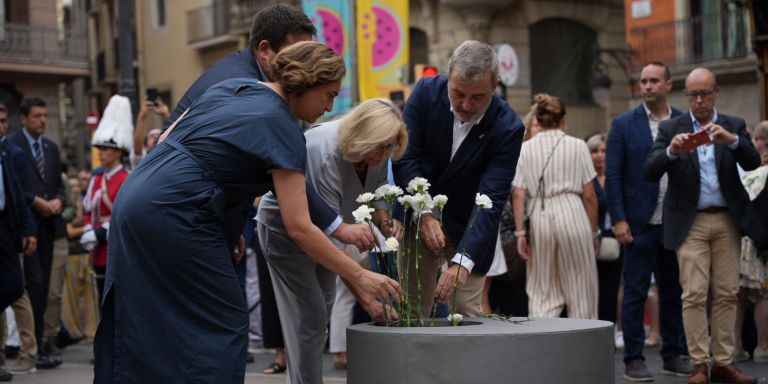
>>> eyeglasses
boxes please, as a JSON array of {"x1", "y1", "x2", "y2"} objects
[{"x1": 685, "y1": 89, "x2": 716, "y2": 100}]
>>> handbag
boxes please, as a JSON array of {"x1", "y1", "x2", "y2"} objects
[
  {"x1": 597, "y1": 236, "x2": 621, "y2": 261},
  {"x1": 523, "y1": 133, "x2": 566, "y2": 244}
]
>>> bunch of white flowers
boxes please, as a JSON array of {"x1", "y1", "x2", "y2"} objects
[
  {"x1": 356, "y1": 192, "x2": 376, "y2": 205},
  {"x1": 385, "y1": 237, "x2": 399, "y2": 252},
  {"x1": 475, "y1": 193, "x2": 493, "y2": 210},
  {"x1": 447, "y1": 313, "x2": 464, "y2": 323},
  {"x1": 407, "y1": 177, "x2": 430, "y2": 194},
  {"x1": 352, "y1": 205, "x2": 375, "y2": 223}
]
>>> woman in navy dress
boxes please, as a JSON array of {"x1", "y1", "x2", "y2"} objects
[{"x1": 93, "y1": 41, "x2": 401, "y2": 383}]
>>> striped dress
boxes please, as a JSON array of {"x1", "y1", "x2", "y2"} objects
[{"x1": 512, "y1": 129, "x2": 598, "y2": 319}]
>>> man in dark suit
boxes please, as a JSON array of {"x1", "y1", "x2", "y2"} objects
[
  {"x1": 7, "y1": 97, "x2": 65, "y2": 369},
  {"x1": 644, "y1": 68, "x2": 761, "y2": 384},
  {"x1": 606, "y1": 62, "x2": 690, "y2": 381},
  {"x1": 0, "y1": 102, "x2": 37, "y2": 380},
  {"x1": 394, "y1": 40, "x2": 524, "y2": 317}
]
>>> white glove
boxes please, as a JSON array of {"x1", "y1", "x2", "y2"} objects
[{"x1": 81, "y1": 229, "x2": 97, "y2": 252}]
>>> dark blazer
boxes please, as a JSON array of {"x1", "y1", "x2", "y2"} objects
[
  {"x1": 167, "y1": 49, "x2": 338, "y2": 230},
  {"x1": 7, "y1": 131, "x2": 66, "y2": 237},
  {"x1": 643, "y1": 112, "x2": 763, "y2": 249},
  {"x1": 1, "y1": 139, "x2": 37, "y2": 245},
  {"x1": 393, "y1": 76, "x2": 524, "y2": 275},
  {"x1": 606, "y1": 105, "x2": 683, "y2": 231}
]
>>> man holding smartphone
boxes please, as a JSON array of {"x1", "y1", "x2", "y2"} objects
[{"x1": 644, "y1": 67, "x2": 762, "y2": 384}]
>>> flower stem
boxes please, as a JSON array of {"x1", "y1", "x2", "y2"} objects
[
  {"x1": 451, "y1": 208, "x2": 479, "y2": 326},
  {"x1": 415, "y1": 214, "x2": 424, "y2": 327}
]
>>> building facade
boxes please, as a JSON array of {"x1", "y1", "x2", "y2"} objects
[
  {"x1": 626, "y1": 0, "x2": 757, "y2": 126},
  {"x1": 0, "y1": 0, "x2": 89, "y2": 168},
  {"x1": 409, "y1": 0, "x2": 630, "y2": 138}
]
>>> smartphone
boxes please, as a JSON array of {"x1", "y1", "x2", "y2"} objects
[
  {"x1": 146, "y1": 88, "x2": 158, "y2": 104},
  {"x1": 680, "y1": 130, "x2": 712, "y2": 152}
]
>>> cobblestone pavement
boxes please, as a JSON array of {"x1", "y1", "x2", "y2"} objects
[{"x1": 4, "y1": 342, "x2": 768, "y2": 383}]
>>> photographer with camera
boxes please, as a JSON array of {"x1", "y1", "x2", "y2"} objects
[{"x1": 131, "y1": 89, "x2": 169, "y2": 169}]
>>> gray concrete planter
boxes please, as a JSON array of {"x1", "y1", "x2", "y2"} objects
[{"x1": 347, "y1": 317, "x2": 614, "y2": 384}]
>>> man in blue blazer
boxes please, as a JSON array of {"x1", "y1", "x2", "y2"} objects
[
  {"x1": 0, "y1": 102, "x2": 37, "y2": 311},
  {"x1": 7, "y1": 98, "x2": 65, "y2": 369},
  {"x1": 394, "y1": 41, "x2": 524, "y2": 317},
  {"x1": 605, "y1": 62, "x2": 690, "y2": 381}
]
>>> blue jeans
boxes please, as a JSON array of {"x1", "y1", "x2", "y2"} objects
[
  {"x1": 622, "y1": 224, "x2": 687, "y2": 363},
  {"x1": 369, "y1": 252, "x2": 398, "y2": 280}
]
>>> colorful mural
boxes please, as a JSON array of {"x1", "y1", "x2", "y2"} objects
[
  {"x1": 303, "y1": 0, "x2": 354, "y2": 116},
  {"x1": 356, "y1": 0, "x2": 409, "y2": 100}
]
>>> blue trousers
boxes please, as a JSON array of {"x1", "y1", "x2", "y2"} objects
[{"x1": 621, "y1": 224, "x2": 687, "y2": 363}]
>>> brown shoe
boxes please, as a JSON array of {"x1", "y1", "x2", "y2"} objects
[
  {"x1": 709, "y1": 364, "x2": 756, "y2": 384},
  {"x1": 689, "y1": 363, "x2": 709, "y2": 384}
]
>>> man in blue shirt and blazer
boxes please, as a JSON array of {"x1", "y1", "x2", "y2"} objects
[
  {"x1": 606, "y1": 62, "x2": 690, "y2": 381},
  {"x1": 394, "y1": 41, "x2": 524, "y2": 317},
  {"x1": 644, "y1": 67, "x2": 761, "y2": 384}
]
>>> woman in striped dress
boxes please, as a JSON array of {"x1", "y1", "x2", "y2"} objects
[{"x1": 512, "y1": 93, "x2": 600, "y2": 319}]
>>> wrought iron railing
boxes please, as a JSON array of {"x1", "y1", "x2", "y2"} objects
[
  {"x1": 629, "y1": 9, "x2": 749, "y2": 72},
  {"x1": 0, "y1": 23, "x2": 88, "y2": 67},
  {"x1": 186, "y1": 0, "x2": 298, "y2": 44}
]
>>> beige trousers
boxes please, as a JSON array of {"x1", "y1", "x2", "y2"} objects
[
  {"x1": 400, "y1": 227, "x2": 484, "y2": 319},
  {"x1": 676, "y1": 211, "x2": 741, "y2": 366},
  {"x1": 43, "y1": 236, "x2": 68, "y2": 348},
  {"x1": 0, "y1": 256, "x2": 38, "y2": 361}
]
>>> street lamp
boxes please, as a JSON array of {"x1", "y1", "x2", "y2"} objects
[{"x1": 591, "y1": 45, "x2": 634, "y2": 107}]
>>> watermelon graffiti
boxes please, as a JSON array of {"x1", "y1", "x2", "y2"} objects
[
  {"x1": 316, "y1": 8, "x2": 345, "y2": 56},
  {"x1": 359, "y1": 3, "x2": 404, "y2": 72}
]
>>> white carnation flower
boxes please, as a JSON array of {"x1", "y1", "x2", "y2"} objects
[
  {"x1": 475, "y1": 193, "x2": 493, "y2": 209},
  {"x1": 398, "y1": 195, "x2": 413, "y2": 209},
  {"x1": 447, "y1": 313, "x2": 464, "y2": 323},
  {"x1": 433, "y1": 194, "x2": 448, "y2": 210},
  {"x1": 356, "y1": 192, "x2": 376, "y2": 205},
  {"x1": 406, "y1": 177, "x2": 431, "y2": 194},
  {"x1": 352, "y1": 205, "x2": 374, "y2": 223},
  {"x1": 374, "y1": 184, "x2": 404, "y2": 201},
  {"x1": 385, "y1": 237, "x2": 399, "y2": 252},
  {"x1": 411, "y1": 193, "x2": 434, "y2": 214}
]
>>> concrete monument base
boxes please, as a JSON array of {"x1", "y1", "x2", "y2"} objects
[{"x1": 347, "y1": 317, "x2": 614, "y2": 384}]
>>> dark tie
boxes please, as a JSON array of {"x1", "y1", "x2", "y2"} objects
[{"x1": 33, "y1": 141, "x2": 46, "y2": 181}]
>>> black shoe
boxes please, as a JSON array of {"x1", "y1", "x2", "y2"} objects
[
  {"x1": 662, "y1": 356, "x2": 692, "y2": 377},
  {"x1": 35, "y1": 354, "x2": 62, "y2": 369},
  {"x1": 624, "y1": 358, "x2": 653, "y2": 382},
  {"x1": 0, "y1": 367, "x2": 11, "y2": 382}
]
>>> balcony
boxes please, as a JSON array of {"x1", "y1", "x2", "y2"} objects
[
  {"x1": 186, "y1": 0, "x2": 298, "y2": 48},
  {"x1": 0, "y1": 23, "x2": 89, "y2": 76},
  {"x1": 629, "y1": 9, "x2": 749, "y2": 73}
]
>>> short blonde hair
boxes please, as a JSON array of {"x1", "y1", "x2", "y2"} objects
[
  {"x1": 338, "y1": 98, "x2": 408, "y2": 162},
  {"x1": 266, "y1": 41, "x2": 346, "y2": 96}
]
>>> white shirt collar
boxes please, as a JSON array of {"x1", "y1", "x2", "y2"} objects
[{"x1": 642, "y1": 103, "x2": 671, "y2": 121}]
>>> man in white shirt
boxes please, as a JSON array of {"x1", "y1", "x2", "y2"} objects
[
  {"x1": 393, "y1": 40, "x2": 524, "y2": 318},
  {"x1": 606, "y1": 62, "x2": 690, "y2": 381}
]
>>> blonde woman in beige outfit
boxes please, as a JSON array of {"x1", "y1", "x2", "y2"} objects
[{"x1": 512, "y1": 94, "x2": 600, "y2": 319}]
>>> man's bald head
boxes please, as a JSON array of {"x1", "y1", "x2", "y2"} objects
[
  {"x1": 684, "y1": 67, "x2": 719, "y2": 124},
  {"x1": 685, "y1": 67, "x2": 717, "y2": 90}
]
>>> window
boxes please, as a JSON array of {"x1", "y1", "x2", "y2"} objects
[
  {"x1": 529, "y1": 18, "x2": 597, "y2": 106},
  {"x1": 156, "y1": 0, "x2": 165, "y2": 27}
]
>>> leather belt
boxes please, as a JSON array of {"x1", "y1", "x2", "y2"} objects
[{"x1": 698, "y1": 206, "x2": 727, "y2": 214}]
